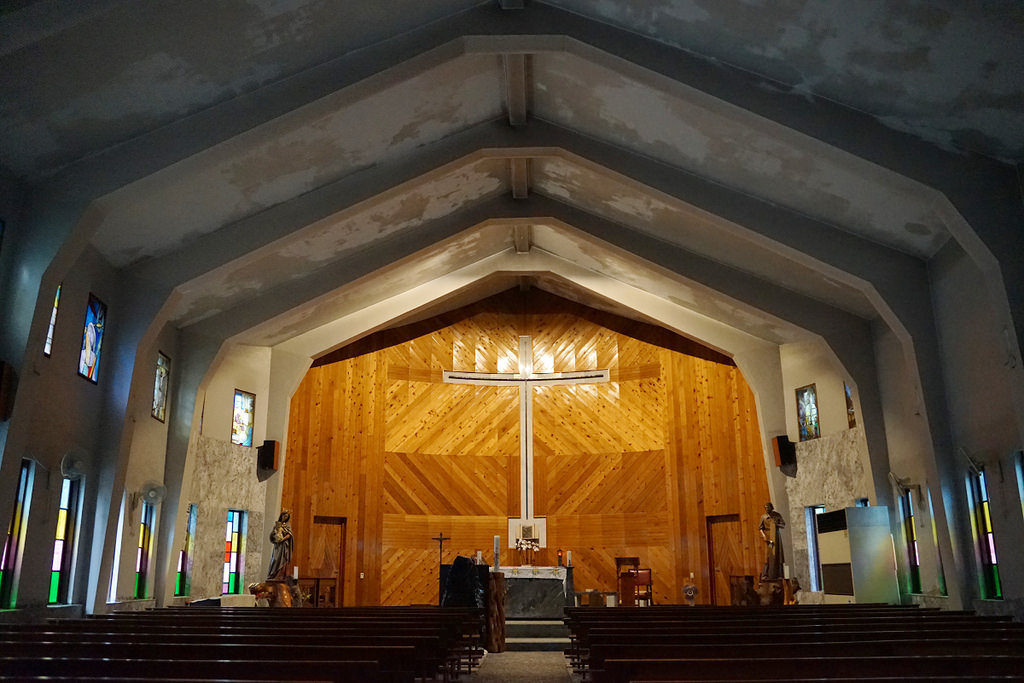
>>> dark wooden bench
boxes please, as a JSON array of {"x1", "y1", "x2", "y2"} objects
[
  {"x1": 0, "y1": 656, "x2": 382, "y2": 682},
  {"x1": 595, "y1": 654, "x2": 1024, "y2": 682},
  {"x1": 586, "y1": 638, "x2": 1024, "y2": 676}
]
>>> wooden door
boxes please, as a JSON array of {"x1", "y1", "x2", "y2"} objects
[
  {"x1": 313, "y1": 515, "x2": 346, "y2": 606},
  {"x1": 706, "y1": 514, "x2": 743, "y2": 605}
]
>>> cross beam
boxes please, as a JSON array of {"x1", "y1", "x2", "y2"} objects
[{"x1": 444, "y1": 336, "x2": 609, "y2": 522}]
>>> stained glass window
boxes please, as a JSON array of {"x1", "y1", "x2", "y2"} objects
[
  {"x1": 795, "y1": 384, "x2": 820, "y2": 441},
  {"x1": 844, "y1": 382, "x2": 856, "y2": 428},
  {"x1": 175, "y1": 504, "x2": 197, "y2": 597},
  {"x1": 48, "y1": 477, "x2": 82, "y2": 604},
  {"x1": 967, "y1": 468, "x2": 1001, "y2": 599},
  {"x1": 223, "y1": 509, "x2": 246, "y2": 594},
  {"x1": 231, "y1": 390, "x2": 255, "y2": 447},
  {"x1": 77, "y1": 293, "x2": 107, "y2": 383},
  {"x1": 1017, "y1": 451, "x2": 1024, "y2": 522},
  {"x1": 135, "y1": 501, "x2": 155, "y2": 599},
  {"x1": 44, "y1": 284, "x2": 62, "y2": 357},
  {"x1": 1, "y1": 460, "x2": 34, "y2": 608},
  {"x1": 898, "y1": 488, "x2": 921, "y2": 593},
  {"x1": 926, "y1": 486, "x2": 948, "y2": 596},
  {"x1": 152, "y1": 352, "x2": 170, "y2": 422}
]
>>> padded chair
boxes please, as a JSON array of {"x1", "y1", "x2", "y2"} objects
[{"x1": 633, "y1": 568, "x2": 653, "y2": 606}]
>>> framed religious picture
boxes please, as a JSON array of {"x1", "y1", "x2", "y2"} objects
[
  {"x1": 796, "y1": 383, "x2": 820, "y2": 441},
  {"x1": 231, "y1": 389, "x2": 256, "y2": 447},
  {"x1": 844, "y1": 381, "x2": 856, "y2": 428},
  {"x1": 77, "y1": 293, "x2": 107, "y2": 383}
]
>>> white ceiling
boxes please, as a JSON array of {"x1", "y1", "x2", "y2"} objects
[{"x1": 3, "y1": 1, "x2": 1017, "y2": 359}]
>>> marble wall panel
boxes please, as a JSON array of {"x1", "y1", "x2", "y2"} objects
[
  {"x1": 183, "y1": 432, "x2": 268, "y2": 601},
  {"x1": 784, "y1": 426, "x2": 873, "y2": 596}
]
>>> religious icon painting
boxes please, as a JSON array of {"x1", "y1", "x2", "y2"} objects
[
  {"x1": 152, "y1": 352, "x2": 170, "y2": 422},
  {"x1": 844, "y1": 381, "x2": 856, "y2": 428},
  {"x1": 77, "y1": 293, "x2": 107, "y2": 383},
  {"x1": 796, "y1": 383, "x2": 820, "y2": 441},
  {"x1": 231, "y1": 389, "x2": 255, "y2": 447}
]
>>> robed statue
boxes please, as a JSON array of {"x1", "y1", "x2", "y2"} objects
[
  {"x1": 758, "y1": 501, "x2": 786, "y2": 581},
  {"x1": 267, "y1": 509, "x2": 294, "y2": 581}
]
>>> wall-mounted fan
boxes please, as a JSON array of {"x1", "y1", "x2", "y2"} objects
[
  {"x1": 60, "y1": 448, "x2": 87, "y2": 480},
  {"x1": 139, "y1": 481, "x2": 167, "y2": 505}
]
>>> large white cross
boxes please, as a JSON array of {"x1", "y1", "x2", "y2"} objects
[{"x1": 443, "y1": 336, "x2": 609, "y2": 524}]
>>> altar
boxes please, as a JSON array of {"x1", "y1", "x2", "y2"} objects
[{"x1": 501, "y1": 566, "x2": 574, "y2": 619}]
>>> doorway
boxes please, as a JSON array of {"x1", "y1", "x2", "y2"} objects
[
  {"x1": 706, "y1": 514, "x2": 743, "y2": 605},
  {"x1": 312, "y1": 515, "x2": 346, "y2": 606}
]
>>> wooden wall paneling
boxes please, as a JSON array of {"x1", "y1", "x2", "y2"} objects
[
  {"x1": 660, "y1": 348, "x2": 686, "y2": 602},
  {"x1": 283, "y1": 290, "x2": 772, "y2": 606},
  {"x1": 680, "y1": 354, "x2": 710, "y2": 600}
]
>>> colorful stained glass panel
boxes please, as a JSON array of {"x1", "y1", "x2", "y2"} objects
[
  {"x1": 796, "y1": 383, "x2": 820, "y2": 441},
  {"x1": 231, "y1": 390, "x2": 255, "y2": 447},
  {"x1": 44, "y1": 284, "x2": 62, "y2": 357},
  {"x1": 77, "y1": 293, "x2": 107, "y2": 383}
]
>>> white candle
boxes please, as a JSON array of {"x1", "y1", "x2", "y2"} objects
[
  {"x1": 493, "y1": 535, "x2": 500, "y2": 569},
  {"x1": 293, "y1": 565, "x2": 299, "y2": 580},
  {"x1": 566, "y1": 550, "x2": 572, "y2": 566}
]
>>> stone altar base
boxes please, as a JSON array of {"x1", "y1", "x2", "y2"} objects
[{"x1": 503, "y1": 566, "x2": 573, "y2": 619}]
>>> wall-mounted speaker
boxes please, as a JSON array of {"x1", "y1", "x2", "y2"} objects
[
  {"x1": 257, "y1": 440, "x2": 279, "y2": 475},
  {"x1": 0, "y1": 360, "x2": 17, "y2": 422},
  {"x1": 772, "y1": 435, "x2": 796, "y2": 469}
]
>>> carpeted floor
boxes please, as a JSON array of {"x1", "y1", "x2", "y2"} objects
[{"x1": 469, "y1": 650, "x2": 577, "y2": 682}]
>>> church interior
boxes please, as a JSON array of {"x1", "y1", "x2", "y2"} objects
[{"x1": 1, "y1": 0, "x2": 1023, "y2": 646}]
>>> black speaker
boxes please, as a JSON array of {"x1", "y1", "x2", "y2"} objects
[
  {"x1": 257, "y1": 440, "x2": 279, "y2": 473},
  {"x1": 0, "y1": 360, "x2": 17, "y2": 422},
  {"x1": 772, "y1": 435, "x2": 796, "y2": 468}
]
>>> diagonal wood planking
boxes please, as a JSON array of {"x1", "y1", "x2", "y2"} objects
[{"x1": 283, "y1": 289, "x2": 770, "y2": 606}]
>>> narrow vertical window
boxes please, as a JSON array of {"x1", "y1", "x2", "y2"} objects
[
  {"x1": 898, "y1": 488, "x2": 921, "y2": 593},
  {"x1": 49, "y1": 477, "x2": 82, "y2": 604},
  {"x1": 135, "y1": 501, "x2": 155, "y2": 599},
  {"x1": 152, "y1": 352, "x2": 170, "y2": 422},
  {"x1": 1015, "y1": 451, "x2": 1024, "y2": 522},
  {"x1": 44, "y1": 283, "x2": 62, "y2": 356},
  {"x1": 844, "y1": 382, "x2": 856, "y2": 428},
  {"x1": 223, "y1": 509, "x2": 246, "y2": 594},
  {"x1": 804, "y1": 504, "x2": 826, "y2": 592},
  {"x1": 1, "y1": 460, "x2": 35, "y2": 608},
  {"x1": 925, "y1": 486, "x2": 948, "y2": 596},
  {"x1": 108, "y1": 493, "x2": 126, "y2": 603},
  {"x1": 77, "y1": 293, "x2": 107, "y2": 383},
  {"x1": 175, "y1": 504, "x2": 198, "y2": 597},
  {"x1": 795, "y1": 384, "x2": 820, "y2": 441},
  {"x1": 967, "y1": 469, "x2": 1001, "y2": 599},
  {"x1": 231, "y1": 390, "x2": 255, "y2": 447}
]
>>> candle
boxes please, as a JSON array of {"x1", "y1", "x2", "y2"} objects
[
  {"x1": 293, "y1": 565, "x2": 299, "y2": 580},
  {"x1": 566, "y1": 550, "x2": 572, "y2": 566},
  {"x1": 493, "y1": 535, "x2": 500, "y2": 570}
]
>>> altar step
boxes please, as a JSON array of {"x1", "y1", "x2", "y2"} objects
[{"x1": 504, "y1": 619, "x2": 571, "y2": 651}]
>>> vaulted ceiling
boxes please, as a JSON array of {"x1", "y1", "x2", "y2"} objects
[{"x1": 3, "y1": 1, "x2": 1020, "y2": 359}]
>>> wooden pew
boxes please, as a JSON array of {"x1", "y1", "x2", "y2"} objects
[
  {"x1": 0, "y1": 606, "x2": 487, "y2": 682},
  {"x1": 595, "y1": 654, "x2": 1024, "y2": 682},
  {"x1": 0, "y1": 656, "x2": 382, "y2": 682}
]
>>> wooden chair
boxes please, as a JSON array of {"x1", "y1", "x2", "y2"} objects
[
  {"x1": 632, "y1": 568, "x2": 653, "y2": 606},
  {"x1": 614, "y1": 557, "x2": 640, "y2": 575}
]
